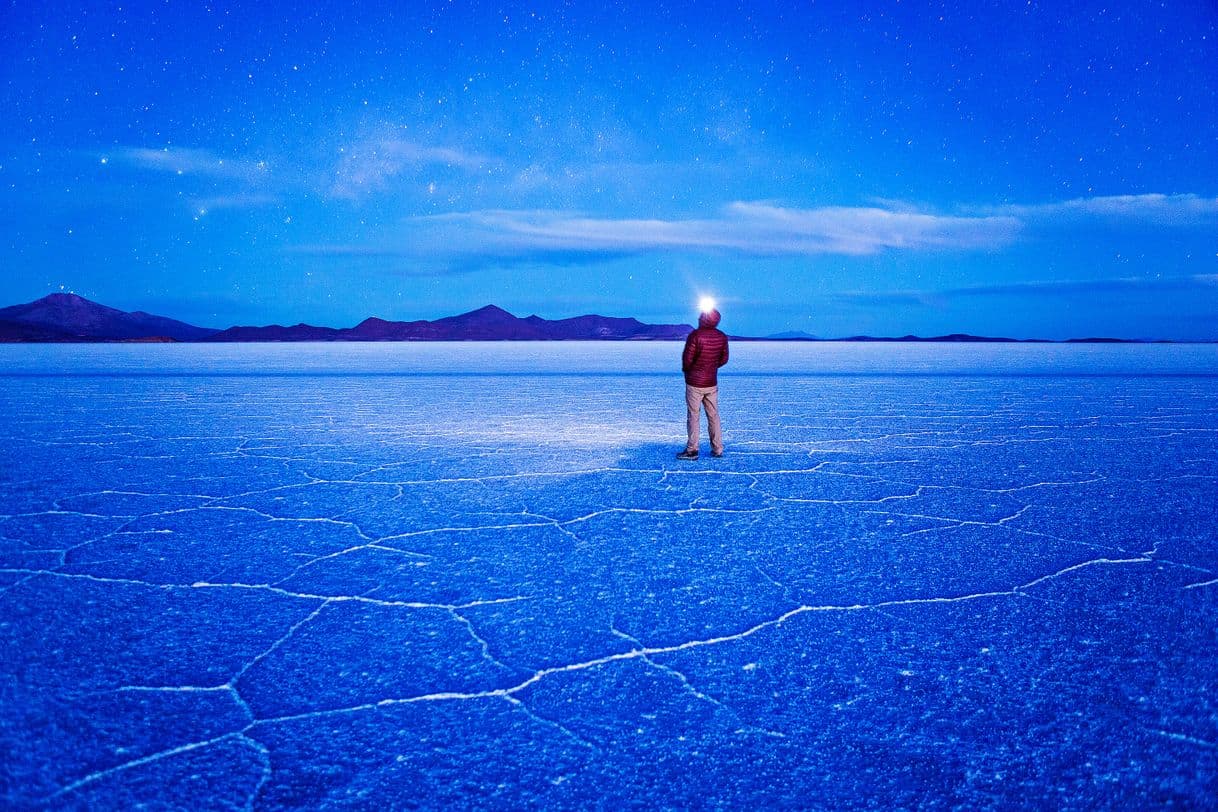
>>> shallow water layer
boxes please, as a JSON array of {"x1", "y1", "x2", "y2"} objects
[
  {"x1": 1, "y1": 344, "x2": 1215, "y2": 808},
  {"x1": 1, "y1": 338, "x2": 1216, "y2": 377}
]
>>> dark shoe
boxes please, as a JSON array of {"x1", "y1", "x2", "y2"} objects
[
  {"x1": 676, "y1": 449, "x2": 699, "y2": 460},
  {"x1": 712, "y1": 451, "x2": 724, "y2": 458}
]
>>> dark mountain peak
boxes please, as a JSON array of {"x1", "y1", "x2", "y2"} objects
[
  {"x1": 467, "y1": 304, "x2": 514, "y2": 317},
  {"x1": 444, "y1": 304, "x2": 519, "y2": 325},
  {"x1": 0, "y1": 292, "x2": 216, "y2": 341},
  {"x1": 1, "y1": 292, "x2": 121, "y2": 319},
  {"x1": 37, "y1": 292, "x2": 96, "y2": 306}
]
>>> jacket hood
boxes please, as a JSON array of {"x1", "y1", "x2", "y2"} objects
[{"x1": 698, "y1": 309, "x2": 721, "y2": 329}]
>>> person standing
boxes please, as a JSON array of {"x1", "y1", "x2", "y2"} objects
[{"x1": 677, "y1": 306, "x2": 729, "y2": 460}]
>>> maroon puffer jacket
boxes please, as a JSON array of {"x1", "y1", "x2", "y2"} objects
[{"x1": 682, "y1": 312, "x2": 729, "y2": 387}]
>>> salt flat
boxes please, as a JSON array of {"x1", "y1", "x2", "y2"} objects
[{"x1": 1, "y1": 342, "x2": 1216, "y2": 808}]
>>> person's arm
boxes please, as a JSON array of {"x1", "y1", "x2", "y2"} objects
[
  {"x1": 718, "y1": 335, "x2": 729, "y2": 368},
  {"x1": 682, "y1": 332, "x2": 698, "y2": 372}
]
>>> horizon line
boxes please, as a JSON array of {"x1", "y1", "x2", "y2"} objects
[{"x1": 4, "y1": 292, "x2": 1217, "y2": 344}]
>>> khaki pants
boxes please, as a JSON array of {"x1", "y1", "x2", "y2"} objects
[{"x1": 685, "y1": 384, "x2": 723, "y2": 455}]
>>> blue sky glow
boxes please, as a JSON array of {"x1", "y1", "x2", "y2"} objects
[{"x1": 2, "y1": 0, "x2": 1216, "y2": 338}]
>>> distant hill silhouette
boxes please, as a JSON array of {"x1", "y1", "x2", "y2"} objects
[
  {"x1": 204, "y1": 323, "x2": 346, "y2": 342},
  {"x1": 837, "y1": 333, "x2": 1022, "y2": 343},
  {"x1": 0, "y1": 293, "x2": 218, "y2": 342},
  {"x1": 0, "y1": 295, "x2": 692, "y2": 342},
  {"x1": 763, "y1": 330, "x2": 820, "y2": 340},
  {"x1": 0, "y1": 293, "x2": 1197, "y2": 343},
  {"x1": 204, "y1": 304, "x2": 693, "y2": 342}
]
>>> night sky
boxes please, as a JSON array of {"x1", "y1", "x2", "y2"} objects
[{"x1": 3, "y1": 1, "x2": 1216, "y2": 339}]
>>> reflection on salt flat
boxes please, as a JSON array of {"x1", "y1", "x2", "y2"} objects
[{"x1": 0, "y1": 339, "x2": 1216, "y2": 377}]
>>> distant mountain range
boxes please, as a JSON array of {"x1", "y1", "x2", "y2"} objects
[
  {"x1": 206, "y1": 304, "x2": 693, "y2": 342},
  {"x1": 0, "y1": 294, "x2": 691, "y2": 343},
  {"x1": 0, "y1": 293, "x2": 1198, "y2": 343}
]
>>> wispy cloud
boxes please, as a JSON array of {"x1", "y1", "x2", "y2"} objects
[
  {"x1": 841, "y1": 274, "x2": 1218, "y2": 308},
  {"x1": 285, "y1": 239, "x2": 631, "y2": 276},
  {"x1": 189, "y1": 193, "x2": 280, "y2": 212},
  {"x1": 723, "y1": 202, "x2": 1021, "y2": 253},
  {"x1": 295, "y1": 202, "x2": 1021, "y2": 266},
  {"x1": 285, "y1": 202, "x2": 1023, "y2": 277},
  {"x1": 975, "y1": 193, "x2": 1218, "y2": 225},
  {"x1": 329, "y1": 138, "x2": 491, "y2": 199},
  {"x1": 109, "y1": 147, "x2": 271, "y2": 183},
  {"x1": 963, "y1": 275, "x2": 1218, "y2": 296}
]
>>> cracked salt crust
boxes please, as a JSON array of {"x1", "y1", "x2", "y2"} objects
[{"x1": 1, "y1": 349, "x2": 1216, "y2": 807}]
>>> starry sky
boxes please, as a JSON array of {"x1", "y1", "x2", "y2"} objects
[{"x1": 3, "y1": 0, "x2": 1216, "y2": 339}]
